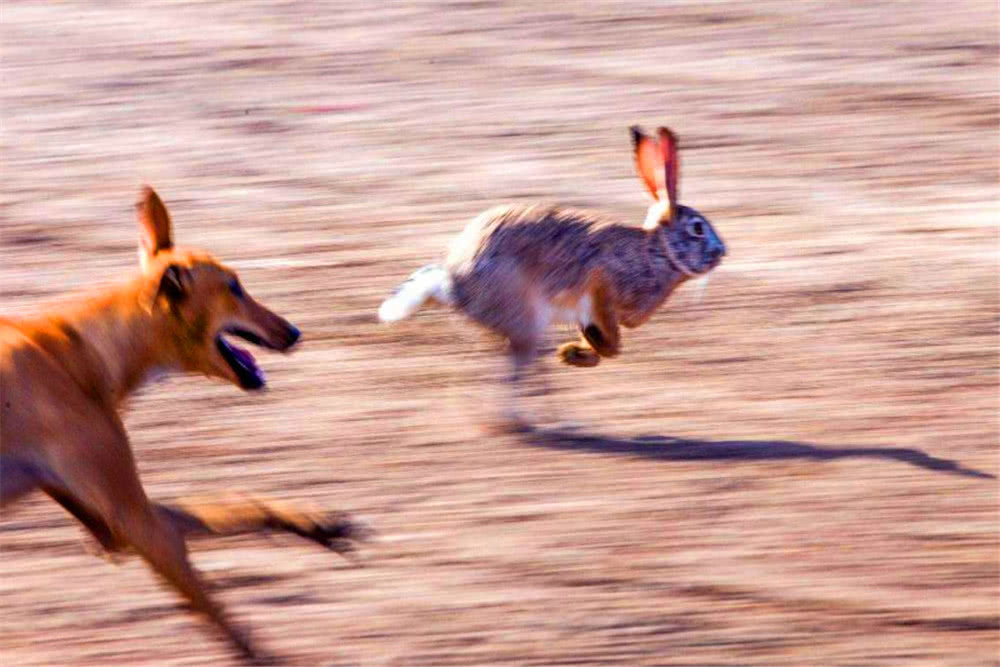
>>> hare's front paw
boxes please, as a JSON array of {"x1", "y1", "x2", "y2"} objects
[{"x1": 557, "y1": 342, "x2": 601, "y2": 368}]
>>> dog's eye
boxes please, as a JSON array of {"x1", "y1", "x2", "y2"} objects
[
  {"x1": 228, "y1": 278, "x2": 244, "y2": 299},
  {"x1": 688, "y1": 220, "x2": 705, "y2": 238}
]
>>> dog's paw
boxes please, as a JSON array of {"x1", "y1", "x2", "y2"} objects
[
  {"x1": 308, "y1": 513, "x2": 374, "y2": 562},
  {"x1": 557, "y1": 342, "x2": 600, "y2": 367}
]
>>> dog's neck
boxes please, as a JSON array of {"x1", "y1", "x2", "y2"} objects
[{"x1": 51, "y1": 279, "x2": 175, "y2": 406}]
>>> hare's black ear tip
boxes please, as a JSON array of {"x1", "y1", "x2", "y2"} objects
[
  {"x1": 136, "y1": 185, "x2": 155, "y2": 208},
  {"x1": 629, "y1": 125, "x2": 644, "y2": 146}
]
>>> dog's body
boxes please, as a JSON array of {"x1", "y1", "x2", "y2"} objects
[{"x1": 0, "y1": 187, "x2": 361, "y2": 662}]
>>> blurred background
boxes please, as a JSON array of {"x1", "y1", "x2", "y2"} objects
[{"x1": 1, "y1": 1, "x2": 997, "y2": 665}]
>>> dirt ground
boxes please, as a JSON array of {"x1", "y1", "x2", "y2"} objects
[{"x1": 1, "y1": 1, "x2": 998, "y2": 665}]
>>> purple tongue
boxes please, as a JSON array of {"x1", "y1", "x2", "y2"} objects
[{"x1": 231, "y1": 344, "x2": 257, "y2": 370}]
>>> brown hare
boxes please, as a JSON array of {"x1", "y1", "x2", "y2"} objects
[{"x1": 378, "y1": 126, "x2": 725, "y2": 422}]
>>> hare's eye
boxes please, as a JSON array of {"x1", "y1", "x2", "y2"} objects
[
  {"x1": 688, "y1": 220, "x2": 705, "y2": 238},
  {"x1": 228, "y1": 277, "x2": 244, "y2": 299}
]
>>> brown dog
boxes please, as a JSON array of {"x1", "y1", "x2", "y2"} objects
[{"x1": 0, "y1": 187, "x2": 363, "y2": 662}]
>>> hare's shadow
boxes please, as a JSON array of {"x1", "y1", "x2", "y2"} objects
[{"x1": 524, "y1": 427, "x2": 995, "y2": 480}]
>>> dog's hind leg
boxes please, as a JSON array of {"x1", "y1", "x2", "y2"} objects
[{"x1": 154, "y1": 496, "x2": 365, "y2": 559}]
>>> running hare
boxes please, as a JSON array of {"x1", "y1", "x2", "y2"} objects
[{"x1": 378, "y1": 126, "x2": 725, "y2": 419}]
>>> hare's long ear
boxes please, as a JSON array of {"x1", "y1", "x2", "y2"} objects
[
  {"x1": 136, "y1": 185, "x2": 174, "y2": 271},
  {"x1": 631, "y1": 125, "x2": 665, "y2": 201},
  {"x1": 658, "y1": 126, "x2": 679, "y2": 222},
  {"x1": 633, "y1": 126, "x2": 677, "y2": 230}
]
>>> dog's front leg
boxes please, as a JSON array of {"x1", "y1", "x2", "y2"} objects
[
  {"x1": 27, "y1": 422, "x2": 265, "y2": 662},
  {"x1": 155, "y1": 496, "x2": 369, "y2": 559}
]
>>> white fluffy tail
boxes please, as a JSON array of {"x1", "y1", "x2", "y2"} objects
[{"x1": 378, "y1": 264, "x2": 454, "y2": 323}]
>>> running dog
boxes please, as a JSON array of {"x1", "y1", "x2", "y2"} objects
[{"x1": 1, "y1": 186, "x2": 364, "y2": 662}]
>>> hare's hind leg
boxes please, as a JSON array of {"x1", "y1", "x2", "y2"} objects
[
  {"x1": 557, "y1": 285, "x2": 620, "y2": 367},
  {"x1": 492, "y1": 334, "x2": 540, "y2": 432},
  {"x1": 456, "y1": 267, "x2": 548, "y2": 429},
  {"x1": 495, "y1": 301, "x2": 546, "y2": 430}
]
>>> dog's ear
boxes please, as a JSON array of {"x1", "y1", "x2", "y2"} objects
[
  {"x1": 140, "y1": 263, "x2": 190, "y2": 313},
  {"x1": 136, "y1": 186, "x2": 174, "y2": 270},
  {"x1": 158, "y1": 264, "x2": 189, "y2": 303}
]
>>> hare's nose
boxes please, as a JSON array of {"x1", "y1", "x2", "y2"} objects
[{"x1": 707, "y1": 239, "x2": 726, "y2": 261}]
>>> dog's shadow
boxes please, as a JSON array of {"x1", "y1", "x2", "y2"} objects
[{"x1": 523, "y1": 426, "x2": 995, "y2": 480}]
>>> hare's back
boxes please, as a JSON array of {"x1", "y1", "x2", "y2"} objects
[
  {"x1": 446, "y1": 204, "x2": 631, "y2": 283},
  {"x1": 444, "y1": 204, "x2": 645, "y2": 333}
]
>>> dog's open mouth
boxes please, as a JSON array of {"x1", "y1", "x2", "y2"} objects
[{"x1": 216, "y1": 327, "x2": 267, "y2": 390}]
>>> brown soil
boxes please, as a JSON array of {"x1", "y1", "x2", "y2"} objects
[{"x1": 1, "y1": 1, "x2": 997, "y2": 665}]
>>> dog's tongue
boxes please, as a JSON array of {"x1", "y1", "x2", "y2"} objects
[{"x1": 230, "y1": 344, "x2": 257, "y2": 370}]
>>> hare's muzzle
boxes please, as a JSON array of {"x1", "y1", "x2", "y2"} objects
[{"x1": 706, "y1": 237, "x2": 726, "y2": 263}]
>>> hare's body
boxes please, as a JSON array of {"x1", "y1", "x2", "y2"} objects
[
  {"x1": 447, "y1": 204, "x2": 685, "y2": 337},
  {"x1": 378, "y1": 125, "x2": 725, "y2": 424}
]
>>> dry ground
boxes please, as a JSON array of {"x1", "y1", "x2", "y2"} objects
[{"x1": 1, "y1": 1, "x2": 998, "y2": 665}]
